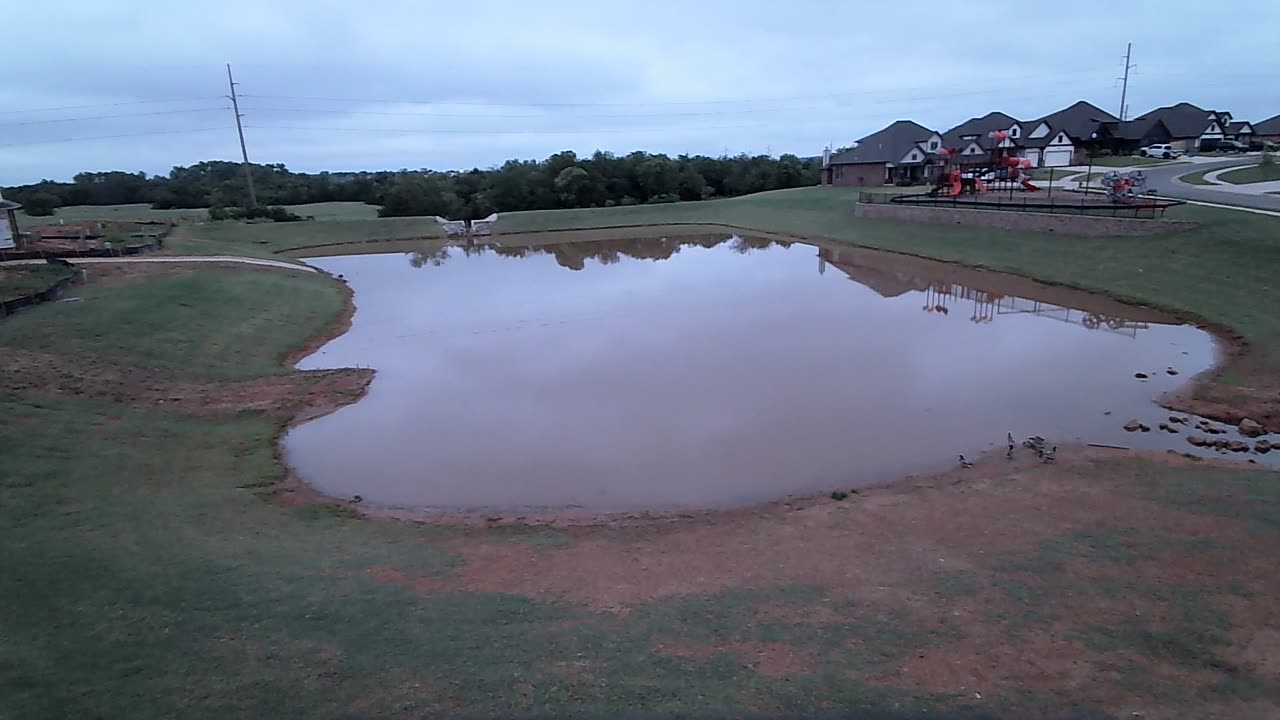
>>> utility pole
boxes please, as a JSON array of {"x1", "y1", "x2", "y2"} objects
[
  {"x1": 1118, "y1": 43, "x2": 1135, "y2": 121},
  {"x1": 225, "y1": 63, "x2": 257, "y2": 207}
]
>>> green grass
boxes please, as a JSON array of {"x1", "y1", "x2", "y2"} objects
[
  {"x1": 1178, "y1": 168, "x2": 1218, "y2": 185},
  {"x1": 1217, "y1": 162, "x2": 1280, "y2": 185},
  {"x1": 0, "y1": 264, "x2": 72, "y2": 300},
  {"x1": 15, "y1": 203, "x2": 208, "y2": 225},
  {"x1": 0, "y1": 268, "x2": 341, "y2": 379},
  {"x1": 16, "y1": 201, "x2": 381, "y2": 227},
  {"x1": 166, "y1": 215, "x2": 443, "y2": 259}
]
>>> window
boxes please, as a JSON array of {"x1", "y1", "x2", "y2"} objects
[
  {"x1": 1010, "y1": 126, "x2": 1020, "y2": 138},
  {"x1": 929, "y1": 140, "x2": 939, "y2": 150},
  {"x1": 835, "y1": 166, "x2": 844, "y2": 180}
]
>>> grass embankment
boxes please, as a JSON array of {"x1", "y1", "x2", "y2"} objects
[
  {"x1": 166, "y1": 214, "x2": 442, "y2": 260},
  {"x1": 3, "y1": 265, "x2": 1278, "y2": 718},
  {"x1": 1218, "y1": 162, "x2": 1280, "y2": 185},
  {"x1": 5, "y1": 190, "x2": 1280, "y2": 717},
  {"x1": 17, "y1": 201, "x2": 380, "y2": 227},
  {"x1": 0, "y1": 264, "x2": 72, "y2": 300}
]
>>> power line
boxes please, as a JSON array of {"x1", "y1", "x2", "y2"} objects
[
  {"x1": 243, "y1": 123, "x2": 768, "y2": 136},
  {"x1": 0, "y1": 127, "x2": 226, "y2": 149},
  {"x1": 0, "y1": 97, "x2": 221, "y2": 116},
  {"x1": 0, "y1": 107, "x2": 227, "y2": 127}
]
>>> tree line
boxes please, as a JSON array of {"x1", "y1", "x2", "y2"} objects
[{"x1": 5, "y1": 151, "x2": 821, "y2": 219}]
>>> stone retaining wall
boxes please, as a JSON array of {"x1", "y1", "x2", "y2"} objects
[{"x1": 854, "y1": 202, "x2": 1199, "y2": 237}]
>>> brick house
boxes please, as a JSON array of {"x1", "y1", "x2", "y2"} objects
[
  {"x1": 820, "y1": 120, "x2": 942, "y2": 186},
  {"x1": 1121, "y1": 103, "x2": 1232, "y2": 151},
  {"x1": 1253, "y1": 114, "x2": 1280, "y2": 144}
]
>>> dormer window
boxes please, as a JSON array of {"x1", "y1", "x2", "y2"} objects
[
  {"x1": 1010, "y1": 126, "x2": 1020, "y2": 138},
  {"x1": 929, "y1": 140, "x2": 939, "y2": 150}
]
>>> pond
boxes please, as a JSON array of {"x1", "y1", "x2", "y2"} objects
[{"x1": 284, "y1": 228, "x2": 1225, "y2": 512}]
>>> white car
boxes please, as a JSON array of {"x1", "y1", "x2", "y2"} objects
[{"x1": 1138, "y1": 144, "x2": 1183, "y2": 159}]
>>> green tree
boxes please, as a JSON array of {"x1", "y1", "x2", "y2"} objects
[{"x1": 20, "y1": 192, "x2": 59, "y2": 216}]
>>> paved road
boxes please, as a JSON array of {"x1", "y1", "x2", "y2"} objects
[
  {"x1": 0, "y1": 255, "x2": 316, "y2": 272},
  {"x1": 1141, "y1": 159, "x2": 1280, "y2": 212}
]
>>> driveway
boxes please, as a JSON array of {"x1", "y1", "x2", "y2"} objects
[{"x1": 1142, "y1": 158, "x2": 1280, "y2": 211}]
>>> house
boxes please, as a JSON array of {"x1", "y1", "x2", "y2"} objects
[
  {"x1": 820, "y1": 120, "x2": 942, "y2": 186},
  {"x1": 940, "y1": 111, "x2": 1022, "y2": 166},
  {"x1": 1253, "y1": 114, "x2": 1280, "y2": 143},
  {"x1": 1124, "y1": 103, "x2": 1232, "y2": 151},
  {"x1": 1096, "y1": 117, "x2": 1174, "y2": 155},
  {"x1": 1225, "y1": 121, "x2": 1255, "y2": 144},
  {"x1": 1020, "y1": 101, "x2": 1117, "y2": 167}
]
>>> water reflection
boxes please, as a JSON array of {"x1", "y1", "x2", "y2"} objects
[
  {"x1": 286, "y1": 233, "x2": 1223, "y2": 510},
  {"x1": 818, "y1": 246, "x2": 1151, "y2": 337}
]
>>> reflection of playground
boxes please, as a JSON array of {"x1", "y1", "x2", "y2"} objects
[{"x1": 817, "y1": 244, "x2": 1172, "y2": 336}]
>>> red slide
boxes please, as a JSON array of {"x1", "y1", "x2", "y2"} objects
[{"x1": 1020, "y1": 177, "x2": 1038, "y2": 192}]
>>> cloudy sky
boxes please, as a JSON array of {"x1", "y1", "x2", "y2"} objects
[{"x1": 2, "y1": 0, "x2": 1277, "y2": 185}]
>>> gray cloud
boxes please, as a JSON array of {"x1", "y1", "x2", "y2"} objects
[{"x1": 2, "y1": 0, "x2": 1277, "y2": 184}]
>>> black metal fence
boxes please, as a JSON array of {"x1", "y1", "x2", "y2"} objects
[{"x1": 859, "y1": 190, "x2": 1182, "y2": 219}]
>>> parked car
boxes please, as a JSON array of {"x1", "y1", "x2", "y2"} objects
[
  {"x1": 1139, "y1": 144, "x2": 1183, "y2": 159},
  {"x1": 1214, "y1": 140, "x2": 1250, "y2": 153},
  {"x1": 1248, "y1": 140, "x2": 1280, "y2": 152}
]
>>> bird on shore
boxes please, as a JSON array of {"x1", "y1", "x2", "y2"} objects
[
  {"x1": 1042, "y1": 447, "x2": 1057, "y2": 463},
  {"x1": 1006, "y1": 432, "x2": 1016, "y2": 459},
  {"x1": 958, "y1": 454, "x2": 974, "y2": 469},
  {"x1": 350, "y1": 494, "x2": 364, "y2": 504}
]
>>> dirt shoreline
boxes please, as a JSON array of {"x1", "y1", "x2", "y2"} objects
[{"x1": 267, "y1": 231, "x2": 1275, "y2": 526}]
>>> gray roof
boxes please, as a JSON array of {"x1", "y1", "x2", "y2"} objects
[
  {"x1": 1252, "y1": 114, "x2": 1280, "y2": 135},
  {"x1": 1105, "y1": 117, "x2": 1170, "y2": 140},
  {"x1": 1131, "y1": 102, "x2": 1223, "y2": 139},
  {"x1": 1030, "y1": 100, "x2": 1116, "y2": 142},
  {"x1": 940, "y1": 111, "x2": 1018, "y2": 148},
  {"x1": 1226, "y1": 121, "x2": 1253, "y2": 134},
  {"x1": 830, "y1": 120, "x2": 937, "y2": 165}
]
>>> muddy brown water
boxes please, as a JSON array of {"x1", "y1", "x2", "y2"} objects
[{"x1": 283, "y1": 230, "x2": 1259, "y2": 511}]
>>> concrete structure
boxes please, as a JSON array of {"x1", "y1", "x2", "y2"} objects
[
  {"x1": 853, "y1": 200, "x2": 1199, "y2": 237},
  {"x1": 0, "y1": 193, "x2": 20, "y2": 250}
]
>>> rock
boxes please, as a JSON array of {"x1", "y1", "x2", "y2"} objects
[
  {"x1": 1134, "y1": 372, "x2": 1149, "y2": 379},
  {"x1": 1158, "y1": 423, "x2": 1169, "y2": 431},
  {"x1": 1255, "y1": 439, "x2": 1272, "y2": 454},
  {"x1": 1227, "y1": 440, "x2": 1249, "y2": 453},
  {"x1": 1139, "y1": 423, "x2": 1151, "y2": 433},
  {"x1": 1166, "y1": 425, "x2": 1180, "y2": 434},
  {"x1": 1166, "y1": 368, "x2": 1179, "y2": 376},
  {"x1": 1187, "y1": 435, "x2": 1209, "y2": 447},
  {"x1": 1169, "y1": 416, "x2": 1188, "y2": 425},
  {"x1": 1239, "y1": 418, "x2": 1266, "y2": 438},
  {"x1": 1124, "y1": 420, "x2": 1142, "y2": 432},
  {"x1": 1213, "y1": 438, "x2": 1230, "y2": 449}
]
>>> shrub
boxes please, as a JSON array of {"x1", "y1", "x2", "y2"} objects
[
  {"x1": 645, "y1": 193, "x2": 680, "y2": 204},
  {"x1": 19, "y1": 192, "x2": 59, "y2": 216}
]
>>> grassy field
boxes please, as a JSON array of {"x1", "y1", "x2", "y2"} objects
[
  {"x1": 15, "y1": 203, "x2": 209, "y2": 226},
  {"x1": 5, "y1": 189, "x2": 1280, "y2": 717},
  {"x1": 1217, "y1": 161, "x2": 1280, "y2": 185},
  {"x1": 3, "y1": 264, "x2": 1277, "y2": 718},
  {"x1": 17, "y1": 201, "x2": 381, "y2": 228},
  {"x1": 166, "y1": 215, "x2": 442, "y2": 259},
  {"x1": 0, "y1": 264, "x2": 72, "y2": 300}
]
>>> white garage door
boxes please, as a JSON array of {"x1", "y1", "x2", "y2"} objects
[{"x1": 1043, "y1": 147, "x2": 1073, "y2": 167}]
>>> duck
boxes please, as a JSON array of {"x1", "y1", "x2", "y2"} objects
[
  {"x1": 958, "y1": 454, "x2": 974, "y2": 469},
  {"x1": 1006, "y1": 432, "x2": 1016, "y2": 458},
  {"x1": 1042, "y1": 447, "x2": 1057, "y2": 464}
]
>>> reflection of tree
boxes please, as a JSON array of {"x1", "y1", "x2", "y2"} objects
[
  {"x1": 405, "y1": 233, "x2": 787, "y2": 271},
  {"x1": 408, "y1": 247, "x2": 450, "y2": 268}
]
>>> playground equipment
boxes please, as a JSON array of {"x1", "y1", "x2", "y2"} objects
[
  {"x1": 995, "y1": 156, "x2": 1038, "y2": 192},
  {"x1": 1099, "y1": 170, "x2": 1147, "y2": 204}
]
